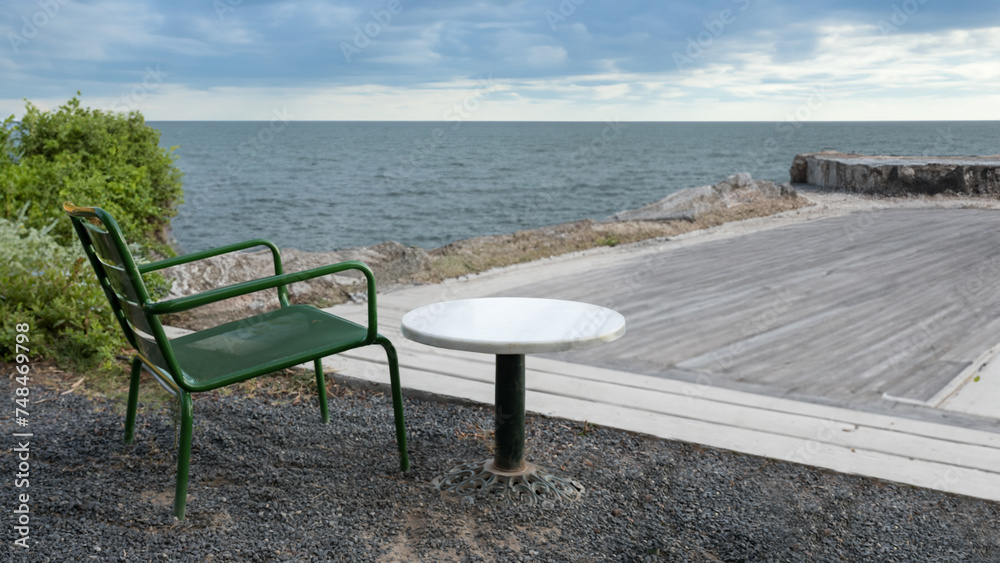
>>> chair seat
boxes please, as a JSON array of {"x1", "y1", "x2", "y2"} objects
[{"x1": 172, "y1": 305, "x2": 368, "y2": 388}]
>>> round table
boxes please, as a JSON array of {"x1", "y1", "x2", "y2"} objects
[{"x1": 401, "y1": 297, "x2": 626, "y2": 505}]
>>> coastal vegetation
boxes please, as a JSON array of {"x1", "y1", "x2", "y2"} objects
[{"x1": 1, "y1": 96, "x2": 182, "y2": 379}]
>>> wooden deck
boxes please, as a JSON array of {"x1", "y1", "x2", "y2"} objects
[
  {"x1": 310, "y1": 207, "x2": 1000, "y2": 499},
  {"x1": 490, "y1": 208, "x2": 1000, "y2": 429}
]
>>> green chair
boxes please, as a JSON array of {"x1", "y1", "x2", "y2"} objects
[{"x1": 63, "y1": 202, "x2": 409, "y2": 520}]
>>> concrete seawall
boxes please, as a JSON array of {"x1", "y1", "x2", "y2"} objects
[{"x1": 790, "y1": 151, "x2": 1000, "y2": 196}]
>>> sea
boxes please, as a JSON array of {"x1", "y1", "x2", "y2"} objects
[{"x1": 152, "y1": 121, "x2": 1000, "y2": 253}]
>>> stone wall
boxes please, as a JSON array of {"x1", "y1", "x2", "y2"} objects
[{"x1": 790, "y1": 151, "x2": 1000, "y2": 196}]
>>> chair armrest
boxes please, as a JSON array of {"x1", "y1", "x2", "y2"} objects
[
  {"x1": 144, "y1": 260, "x2": 379, "y2": 343},
  {"x1": 138, "y1": 239, "x2": 290, "y2": 307}
]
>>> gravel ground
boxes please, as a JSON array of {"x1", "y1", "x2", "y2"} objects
[{"x1": 4, "y1": 374, "x2": 1000, "y2": 563}]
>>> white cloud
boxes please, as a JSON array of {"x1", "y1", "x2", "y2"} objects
[
  {"x1": 2, "y1": 9, "x2": 997, "y2": 122},
  {"x1": 661, "y1": 24, "x2": 1000, "y2": 119},
  {"x1": 593, "y1": 83, "x2": 630, "y2": 100}
]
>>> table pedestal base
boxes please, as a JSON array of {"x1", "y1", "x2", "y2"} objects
[
  {"x1": 434, "y1": 354, "x2": 584, "y2": 505},
  {"x1": 436, "y1": 458, "x2": 584, "y2": 505}
]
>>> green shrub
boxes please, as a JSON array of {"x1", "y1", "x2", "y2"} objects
[
  {"x1": 0, "y1": 210, "x2": 171, "y2": 373},
  {"x1": 0, "y1": 96, "x2": 180, "y2": 375},
  {"x1": 0, "y1": 211, "x2": 124, "y2": 371},
  {"x1": 1, "y1": 95, "x2": 183, "y2": 255}
]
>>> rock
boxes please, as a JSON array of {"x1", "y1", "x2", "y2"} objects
[
  {"x1": 898, "y1": 166, "x2": 915, "y2": 184},
  {"x1": 789, "y1": 151, "x2": 1000, "y2": 196},
  {"x1": 715, "y1": 172, "x2": 754, "y2": 192},
  {"x1": 610, "y1": 173, "x2": 798, "y2": 223}
]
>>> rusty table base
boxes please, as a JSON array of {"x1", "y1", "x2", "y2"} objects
[{"x1": 435, "y1": 458, "x2": 584, "y2": 505}]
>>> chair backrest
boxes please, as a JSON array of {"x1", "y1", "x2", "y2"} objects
[{"x1": 63, "y1": 203, "x2": 175, "y2": 376}]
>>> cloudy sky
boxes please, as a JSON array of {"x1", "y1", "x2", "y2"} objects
[{"x1": 2, "y1": 0, "x2": 999, "y2": 121}]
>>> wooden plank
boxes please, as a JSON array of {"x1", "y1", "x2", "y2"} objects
[
  {"x1": 332, "y1": 328, "x2": 1000, "y2": 448},
  {"x1": 492, "y1": 209, "x2": 1000, "y2": 425},
  {"x1": 525, "y1": 356, "x2": 1000, "y2": 447},
  {"x1": 335, "y1": 345, "x2": 1000, "y2": 472}
]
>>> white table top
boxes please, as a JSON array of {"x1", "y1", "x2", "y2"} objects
[{"x1": 400, "y1": 297, "x2": 626, "y2": 355}]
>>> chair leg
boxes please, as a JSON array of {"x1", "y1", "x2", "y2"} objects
[
  {"x1": 174, "y1": 391, "x2": 194, "y2": 520},
  {"x1": 314, "y1": 358, "x2": 329, "y2": 423},
  {"x1": 376, "y1": 336, "x2": 410, "y2": 472},
  {"x1": 124, "y1": 357, "x2": 143, "y2": 445}
]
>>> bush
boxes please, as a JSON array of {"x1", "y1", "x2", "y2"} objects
[
  {"x1": 0, "y1": 209, "x2": 172, "y2": 372},
  {"x1": 0, "y1": 211, "x2": 125, "y2": 371},
  {"x1": 1, "y1": 95, "x2": 183, "y2": 254},
  {"x1": 0, "y1": 96, "x2": 180, "y2": 374}
]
